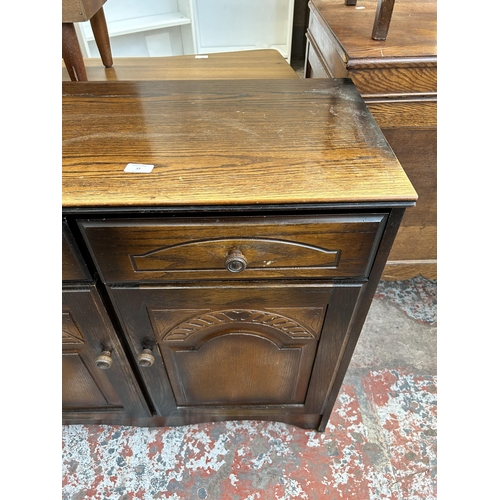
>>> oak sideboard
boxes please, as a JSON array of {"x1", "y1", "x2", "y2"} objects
[{"x1": 62, "y1": 79, "x2": 416, "y2": 431}]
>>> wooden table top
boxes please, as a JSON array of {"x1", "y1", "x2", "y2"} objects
[
  {"x1": 62, "y1": 79, "x2": 417, "y2": 208},
  {"x1": 62, "y1": 50, "x2": 299, "y2": 82},
  {"x1": 310, "y1": 0, "x2": 437, "y2": 62}
]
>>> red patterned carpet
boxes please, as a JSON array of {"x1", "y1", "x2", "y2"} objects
[{"x1": 62, "y1": 277, "x2": 437, "y2": 500}]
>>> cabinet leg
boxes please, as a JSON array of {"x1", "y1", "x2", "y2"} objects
[
  {"x1": 90, "y1": 7, "x2": 113, "y2": 68},
  {"x1": 62, "y1": 23, "x2": 87, "y2": 81}
]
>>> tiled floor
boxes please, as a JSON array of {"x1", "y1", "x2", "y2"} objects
[{"x1": 62, "y1": 276, "x2": 437, "y2": 500}]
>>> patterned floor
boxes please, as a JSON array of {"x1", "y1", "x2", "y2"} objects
[
  {"x1": 374, "y1": 276, "x2": 437, "y2": 326},
  {"x1": 62, "y1": 276, "x2": 437, "y2": 500}
]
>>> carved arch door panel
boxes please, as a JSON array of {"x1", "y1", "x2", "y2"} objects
[
  {"x1": 108, "y1": 281, "x2": 363, "y2": 419},
  {"x1": 156, "y1": 306, "x2": 322, "y2": 407}
]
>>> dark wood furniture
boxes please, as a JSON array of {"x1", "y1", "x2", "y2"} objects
[
  {"x1": 345, "y1": 0, "x2": 397, "y2": 40},
  {"x1": 62, "y1": 79, "x2": 416, "y2": 431},
  {"x1": 62, "y1": 49, "x2": 299, "y2": 81},
  {"x1": 62, "y1": 0, "x2": 113, "y2": 81},
  {"x1": 62, "y1": 221, "x2": 149, "y2": 421},
  {"x1": 291, "y1": 0, "x2": 310, "y2": 64},
  {"x1": 304, "y1": 0, "x2": 437, "y2": 280}
]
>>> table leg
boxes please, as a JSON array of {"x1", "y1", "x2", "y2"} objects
[
  {"x1": 62, "y1": 23, "x2": 88, "y2": 81},
  {"x1": 90, "y1": 6, "x2": 113, "y2": 68},
  {"x1": 372, "y1": 0, "x2": 396, "y2": 40}
]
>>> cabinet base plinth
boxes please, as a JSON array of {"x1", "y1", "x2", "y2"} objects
[{"x1": 63, "y1": 413, "x2": 323, "y2": 431}]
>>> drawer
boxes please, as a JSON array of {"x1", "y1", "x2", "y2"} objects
[
  {"x1": 79, "y1": 215, "x2": 387, "y2": 283},
  {"x1": 306, "y1": 37, "x2": 332, "y2": 79},
  {"x1": 306, "y1": 17, "x2": 347, "y2": 80},
  {"x1": 307, "y1": 4, "x2": 437, "y2": 96},
  {"x1": 62, "y1": 220, "x2": 91, "y2": 281}
]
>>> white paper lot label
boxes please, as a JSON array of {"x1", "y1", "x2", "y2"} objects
[{"x1": 124, "y1": 163, "x2": 154, "y2": 173}]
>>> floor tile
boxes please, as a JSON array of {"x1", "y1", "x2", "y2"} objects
[
  {"x1": 362, "y1": 370, "x2": 437, "y2": 499},
  {"x1": 62, "y1": 372, "x2": 436, "y2": 500}
]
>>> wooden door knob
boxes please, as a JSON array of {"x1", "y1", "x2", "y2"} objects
[
  {"x1": 137, "y1": 348, "x2": 155, "y2": 367},
  {"x1": 95, "y1": 350, "x2": 113, "y2": 369},
  {"x1": 225, "y1": 249, "x2": 247, "y2": 273}
]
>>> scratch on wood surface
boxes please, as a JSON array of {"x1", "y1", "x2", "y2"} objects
[{"x1": 63, "y1": 132, "x2": 174, "y2": 144}]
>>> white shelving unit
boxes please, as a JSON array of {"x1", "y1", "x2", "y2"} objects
[
  {"x1": 78, "y1": 0, "x2": 194, "y2": 57},
  {"x1": 76, "y1": 0, "x2": 294, "y2": 61},
  {"x1": 191, "y1": 0, "x2": 294, "y2": 61}
]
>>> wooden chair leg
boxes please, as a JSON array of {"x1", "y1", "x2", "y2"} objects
[
  {"x1": 372, "y1": 0, "x2": 396, "y2": 40},
  {"x1": 90, "y1": 6, "x2": 113, "y2": 68},
  {"x1": 62, "y1": 23, "x2": 88, "y2": 81}
]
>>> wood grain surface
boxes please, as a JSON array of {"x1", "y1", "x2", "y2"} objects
[
  {"x1": 62, "y1": 50, "x2": 299, "y2": 81},
  {"x1": 62, "y1": 283, "x2": 150, "y2": 420},
  {"x1": 78, "y1": 215, "x2": 386, "y2": 282},
  {"x1": 306, "y1": 0, "x2": 437, "y2": 95},
  {"x1": 62, "y1": 0, "x2": 105, "y2": 22},
  {"x1": 62, "y1": 220, "x2": 91, "y2": 281},
  {"x1": 62, "y1": 79, "x2": 417, "y2": 208},
  {"x1": 107, "y1": 281, "x2": 360, "y2": 420},
  {"x1": 305, "y1": 0, "x2": 436, "y2": 279},
  {"x1": 310, "y1": 0, "x2": 437, "y2": 60}
]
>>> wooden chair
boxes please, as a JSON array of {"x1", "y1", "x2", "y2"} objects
[
  {"x1": 62, "y1": 0, "x2": 113, "y2": 81},
  {"x1": 344, "y1": 0, "x2": 396, "y2": 40}
]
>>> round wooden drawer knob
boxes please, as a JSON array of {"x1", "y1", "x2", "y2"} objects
[
  {"x1": 225, "y1": 249, "x2": 247, "y2": 273},
  {"x1": 137, "y1": 348, "x2": 155, "y2": 367},
  {"x1": 95, "y1": 350, "x2": 113, "y2": 370}
]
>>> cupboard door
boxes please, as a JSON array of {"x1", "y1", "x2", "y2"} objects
[
  {"x1": 108, "y1": 281, "x2": 363, "y2": 421},
  {"x1": 62, "y1": 284, "x2": 150, "y2": 423}
]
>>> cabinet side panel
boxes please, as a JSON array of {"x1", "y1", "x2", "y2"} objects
[
  {"x1": 318, "y1": 208, "x2": 407, "y2": 430},
  {"x1": 305, "y1": 283, "x2": 363, "y2": 412}
]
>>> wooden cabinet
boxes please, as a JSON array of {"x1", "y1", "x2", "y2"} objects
[
  {"x1": 62, "y1": 79, "x2": 417, "y2": 430},
  {"x1": 104, "y1": 281, "x2": 361, "y2": 426},
  {"x1": 304, "y1": 0, "x2": 437, "y2": 280},
  {"x1": 62, "y1": 221, "x2": 150, "y2": 422},
  {"x1": 75, "y1": 214, "x2": 379, "y2": 428},
  {"x1": 62, "y1": 283, "x2": 150, "y2": 421}
]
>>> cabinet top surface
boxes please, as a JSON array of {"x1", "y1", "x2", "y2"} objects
[
  {"x1": 310, "y1": 0, "x2": 437, "y2": 61},
  {"x1": 62, "y1": 79, "x2": 417, "y2": 208}
]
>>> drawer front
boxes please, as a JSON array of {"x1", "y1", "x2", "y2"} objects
[
  {"x1": 349, "y1": 66, "x2": 437, "y2": 96},
  {"x1": 307, "y1": 4, "x2": 437, "y2": 95},
  {"x1": 366, "y1": 99, "x2": 437, "y2": 129},
  {"x1": 62, "y1": 220, "x2": 91, "y2": 281},
  {"x1": 79, "y1": 215, "x2": 387, "y2": 283},
  {"x1": 306, "y1": 37, "x2": 331, "y2": 79},
  {"x1": 307, "y1": 14, "x2": 348, "y2": 79}
]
